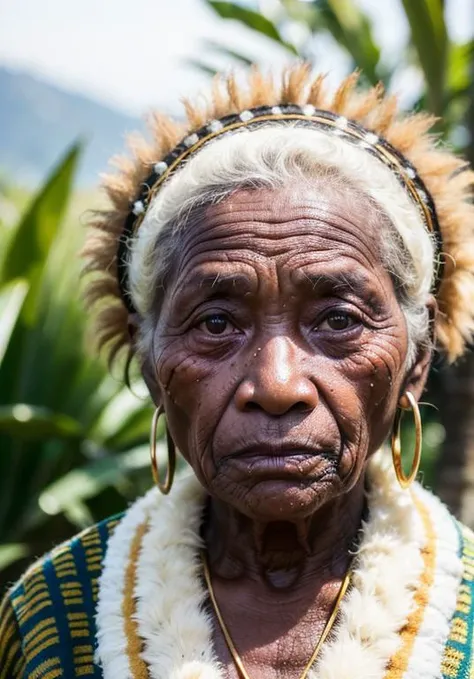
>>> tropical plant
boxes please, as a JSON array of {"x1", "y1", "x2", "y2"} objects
[
  {"x1": 199, "y1": 0, "x2": 474, "y2": 520},
  {"x1": 0, "y1": 146, "x2": 160, "y2": 585}
]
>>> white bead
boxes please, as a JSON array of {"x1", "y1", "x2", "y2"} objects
[
  {"x1": 239, "y1": 110, "x2": 254, "y2": 122},
  {"x1": 132, "y1": 200, "x2": 145, "y2": 216},
  {"x1": 418, "y1": 190, "x2": 428, "y2": 204},
  {"x1": 365, "y1": 132, "x2": 379, "y2": 145},
  {"x1": 208, "y1": 120, "x2": 223, "y2": 133},
  {"x1": 335, "y1": 116, "x2": 348, "y2": 129},
  {"x1": 153, "y1": 161, "x2": 168, "y2": 175},
  {"x1": 271, "y1": 106, "x2": 282, "y2": 115},
  {"x1": 302, "y1": 104, "x2": 316, "y2": 116},
  {"x1": 405, "y1": 166, "x2": 416, "y2": 179},
  {"x1": 184, "y1": 133, "x2": 199, "y2": 148}
]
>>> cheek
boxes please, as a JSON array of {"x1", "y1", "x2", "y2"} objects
[
  {"x1": 339, "y1": 322, "x2": 408, "y2": 450},
  {"x1": 154, "y1": 336, "x2": 241, "y2": 474}
]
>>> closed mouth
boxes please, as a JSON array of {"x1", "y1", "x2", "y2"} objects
[{"x1": 227, "y1": 445, "x2": 337, "y2": 479}]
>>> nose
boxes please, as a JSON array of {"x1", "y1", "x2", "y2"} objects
[{"x1": 234, "y1": 336, "x2": 318, "y2": 416}]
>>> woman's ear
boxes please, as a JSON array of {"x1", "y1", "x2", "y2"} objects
[
  {"x1": 401, "y1": 295, "x2": 437, "y2": 404},
  {"x1": 128, "y1": 312, "x2": 162, "y2": 408}
]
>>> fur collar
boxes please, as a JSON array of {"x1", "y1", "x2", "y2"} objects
[{"x1": 96, "y1": 453, "x2": 462, "y2": 679}]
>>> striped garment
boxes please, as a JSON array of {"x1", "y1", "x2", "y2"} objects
[
  {"x1": 1, "y1": 454, "x2": 474, "y2": 679},
  {"x1": 0, "y1": 516, "x2": 121, "y2": 678}
]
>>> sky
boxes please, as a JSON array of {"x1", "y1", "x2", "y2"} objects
[{"x1": 0, "y1": 0, "x2": 473, "y2": 117}]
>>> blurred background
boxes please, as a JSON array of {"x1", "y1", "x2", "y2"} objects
[{"x1": 0, "y1": 0, "x2": 473, "y2": 589}]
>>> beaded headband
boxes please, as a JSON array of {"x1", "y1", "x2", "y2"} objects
[{"x1": 118, "y1": 104, "x2": 442, "y2": 312}]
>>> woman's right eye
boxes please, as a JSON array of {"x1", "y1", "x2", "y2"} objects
[{"x1": 198, "y1": 314, "x2": 234, "y2": 336}]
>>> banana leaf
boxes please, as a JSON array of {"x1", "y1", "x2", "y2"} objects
[{"x1": 401, "y1": 0, "x2": 448, "y2": 116}]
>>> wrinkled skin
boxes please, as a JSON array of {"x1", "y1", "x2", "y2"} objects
[{"x1": 134, "y1": 183, "x2": 433, "y2": 679}]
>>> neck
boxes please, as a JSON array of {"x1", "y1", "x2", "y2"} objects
[{"x1": 203, "y1": 477, "x2": 366, "y2": 589}]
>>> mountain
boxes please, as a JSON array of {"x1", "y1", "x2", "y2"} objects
[{"x1": 0, "y1": 67, "x2": 144, "y2": 187}]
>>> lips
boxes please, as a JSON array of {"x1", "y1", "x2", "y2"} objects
[{"x1": 227, "y1": 444, "x2": 335, "y2": 479}]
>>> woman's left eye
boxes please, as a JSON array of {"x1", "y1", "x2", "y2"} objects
[
  {"x1": 199, "y1": 314, "x2": 234, "y2": 336},
  {"x1": 317, "y1": 311, "x2": 359, "y2": 332}
]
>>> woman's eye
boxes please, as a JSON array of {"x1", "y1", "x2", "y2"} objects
[
  {"x1": 319, "y1": 311, "x2": 357, "y2": 332},
  {"x1": 199, "y1": 314, "x2": 233, "y2": 336}
]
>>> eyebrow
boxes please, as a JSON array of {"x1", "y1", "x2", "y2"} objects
[
  {"x1": 172, "y1": 271, "x2": 255, "y2": 306},
  {"x1": 296, "y1": 271, "x2": 385, "y2": 313}
]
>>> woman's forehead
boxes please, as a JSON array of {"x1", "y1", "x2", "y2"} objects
[{"x1": 171, "y1": 184, "x2": 385, "y2": 278}]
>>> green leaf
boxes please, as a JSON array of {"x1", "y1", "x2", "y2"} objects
[
  {"x1": 186, "y1": 59, "x2": 219, "y2": 77},
  {"x1": 401, "y1": 0, "x2": 448, "y2": 116},
  {"x1": 315, "y1": 0, "x2": 381, "y2": 85},
  {"x1": 207, "y1": 1, "x2": 298, "y2": 54},
  {"x1": 0, "y1": 544, "x2": 29, "y2": 572},
  {"x1": 0, "y1": 404, "x2": 83, "y2": 439},
  {"x1": 1, "y1": 143, "x2": 81, "y2": 284},
  {"x1": 36, "y1": 445, "x2": 154, "y2": 518},
  {"x1": 201, "y1": 38, "x2": 254, "y2": 66},
  {"x1": 0, "y1": 280, "x2": 28, "y2": 364},
  {"x1": 447, "y1": 40, "x2": 473, "y2": 97}
]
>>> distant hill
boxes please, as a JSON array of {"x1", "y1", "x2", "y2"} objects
[{"x1": 0, "y1": 67, "x2": 144, "y2": 187}]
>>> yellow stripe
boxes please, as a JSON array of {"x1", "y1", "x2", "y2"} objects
[
  {"x1": 383, "y1": 493, "x2": 437, "y2": 678},
  {"x1": 63, "y1": 597, "x2": 84, "y2": 606},
  {"x1": 0, "y1": 619, "x2": 17, "y2": 651},
  {"x1": 28, "y1": 627, "x2": 60, "y2": 655},
  {"x1": 22, "y1": 589, "x2": 50, "y2": 609},
  {"x1": 73, "y1": 644, "x2": 94, "y2": 656},
  {"x1": 75, "y1": 666, "x2": 95, "y2": 676},
  {"x1": 68, "y1": 620, "x2": 89, "y2": 630},
  {"x1": 61, "y1": 587, "x2": 83, "y2": 597},
  {"x1": 28, "y1": 635, "x2": 60, "y2": 659},
  {"x1": 0, "y1": 638, "x2": 22, "y2": 679},
  {"x1": 60, "y1": 581, "x2": 82, "y2": 591},
  {"x1": 67, "y1": 611, "x2": 88, "y2": 620},
  {"x1": 0, "y1": 604, "x2": 16, "y2": 645},
  {"x1": 52, "y1": 550, "x2": 73, "y2": 563},
  {"x1": 54, "y1": 568, "x2": 77, "y2": 578},
  {"x1": 81, "y1": 536, "x2": 101, "y2": 546},
  {"x1": 22, "y1": 616, "x2": 56, "y2": 644},
  {"x1": 39, "y1": 669, "x2": 63, "y2": 679},
  {"x1": 28, "y1": 655, "x2": 61, "y2": 679},
  {"x1": 123, "y1": 520, "x2": 150, "y2": 679},
  {"x1": 24, "y1": 580, "x2": 48, "y2": 598},
  {"x1": 82, "y1": 547, "x2": 102, "y2": 556},
  {"x1": 17, "y1": 599, "x2": 51, "y2": 622}
]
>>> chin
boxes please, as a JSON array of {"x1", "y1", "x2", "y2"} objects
[{"x1": 226, "y1": 473, "x2": 344, "y2": 522}]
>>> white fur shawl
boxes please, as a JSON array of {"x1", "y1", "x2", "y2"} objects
[{"x1": 95, "y1": 452, "x2": 462, "y2": 679}]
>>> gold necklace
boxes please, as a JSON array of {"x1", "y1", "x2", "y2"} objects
[{"x1": 201, "y1": 551, "x2": 353, "y2": 679}]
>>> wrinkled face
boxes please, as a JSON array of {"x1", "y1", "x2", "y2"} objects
[{"x1": 146, "y1": 183, "x2": 418, "y2": 521}]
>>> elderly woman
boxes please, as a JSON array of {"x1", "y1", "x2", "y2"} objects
[{"x1": 2, "y1": 66, "x2": 474, "y2": 679}]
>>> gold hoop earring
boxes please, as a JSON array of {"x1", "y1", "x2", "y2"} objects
[
  {"x1": 150, "y1": 406, "x2": 176, "y2": 495},
  {"x1": 391, "y1": 390, "x2": 422, "y2": 490}
]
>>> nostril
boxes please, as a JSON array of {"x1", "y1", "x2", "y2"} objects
[
  {"x1": 245, "y1": 400, "x2": 263, "y2": 412},
  {"x1": 293, "y1": 400, "x2": 313, "y2": 413}
]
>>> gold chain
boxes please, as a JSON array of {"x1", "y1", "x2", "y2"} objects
[{"x1": 201, "y1": 551, "x2": 353, "y2": 679}]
